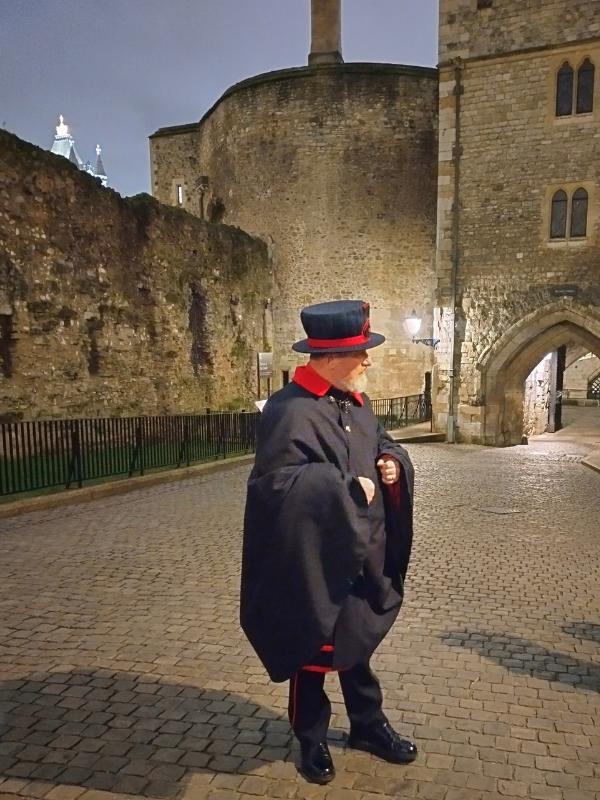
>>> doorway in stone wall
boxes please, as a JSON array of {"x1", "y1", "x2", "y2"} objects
[
  {"x1": 522, "y1": 346, "x2": 566, "y2": 440},
  {"x1": 478, "y1": 302, "x2": 600, "y2": 446}
]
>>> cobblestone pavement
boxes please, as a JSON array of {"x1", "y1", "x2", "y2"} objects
[{"x1": 1, "y1": 433, "x2": 599, "y2": 800}]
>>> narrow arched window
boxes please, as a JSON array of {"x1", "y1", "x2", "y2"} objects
[
  {"x1": 570, "y1": 188, "x2": 588, "y2": 237},
  {"x1": 576, "y1": 58, "x2": 595, "y2": 113},
  {"x1": 556, "y1": 62, "x2": 574, "y2": 116},
  {"x1": 550, "y1": 190, "x2": 568, "y2": 238}
]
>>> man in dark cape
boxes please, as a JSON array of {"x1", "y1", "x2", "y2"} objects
[{"x1": 240, "y1": 300, "x2": 417, "y2": 784}]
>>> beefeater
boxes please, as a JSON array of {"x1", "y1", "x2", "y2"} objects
[{"x1": 240, "y1": 299, "x2": 417, "y2": 784}]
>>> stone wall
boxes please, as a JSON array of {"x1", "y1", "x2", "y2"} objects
[
  {"x1": 150, "y1": 63, "x2": 439, "y2": 399},
  {"x1": 439, "y1": 0, "x2": 600, "y2": 64},
  {"x1": 523, "y1": 357, "x2": 552, "y2": 437},
  {"x1": 0, "y1": 129, "x2": 271, "y2": 421},
  {"x1": 435, "y1": 2, "x2": 600, "y2": 444}
]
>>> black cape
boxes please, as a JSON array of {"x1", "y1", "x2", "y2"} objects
[{"x1": 240, "y1": 381, "x2": 414, "y2": 682}]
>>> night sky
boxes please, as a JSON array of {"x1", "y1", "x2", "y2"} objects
[{"x1": 2, "y1": 1, "x2": 438, "y2": 197}]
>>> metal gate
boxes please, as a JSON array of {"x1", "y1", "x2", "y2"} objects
[{"x1": 588, "y1": 375, "x2": 600, "y2": 400}]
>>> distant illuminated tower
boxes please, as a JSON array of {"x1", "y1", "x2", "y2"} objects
[
  {"x1": 50, "y1": 115, "x2": 108, "y2": 187},
  {"x1": 93, "y1": 144, "x2": 108, "y2": 187}
]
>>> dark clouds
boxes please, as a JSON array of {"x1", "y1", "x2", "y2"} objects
[{"x1": 1, "y1": 0, "x2": 438, "y2": 197}]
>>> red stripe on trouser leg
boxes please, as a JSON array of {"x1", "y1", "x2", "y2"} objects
[
  {"x1": 287, "y1": 669, "x2": 331, "y2": 746},
  {"x1": 288, "y1": 673, "x2": 300, "y2": 728}
]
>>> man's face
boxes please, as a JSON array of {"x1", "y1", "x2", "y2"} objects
[{"x1": 329, "y1": 350, "x2": 372, "y2": 392}]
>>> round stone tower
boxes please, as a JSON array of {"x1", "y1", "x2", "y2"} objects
[{"x1": 150, "y1": 2, "x2": 438, "y2": 397}]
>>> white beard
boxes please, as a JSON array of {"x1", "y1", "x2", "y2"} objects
[{"x1": 339, "y1": 372, "x2": 369, "y2": 394}]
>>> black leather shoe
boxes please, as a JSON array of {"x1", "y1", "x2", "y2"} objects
[
  {"x1": 348, "y1": 721, "x2": 418, "y2": 764},
  {"x1": 299, "y1": 740, "x2": 336, "y2": 784}
]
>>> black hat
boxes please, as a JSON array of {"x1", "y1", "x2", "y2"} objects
[{"x1": 292, "y1": 300, "x2": 385, "y2": 354}]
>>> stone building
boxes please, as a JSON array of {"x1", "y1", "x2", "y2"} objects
[
  {"x1": 0, "y1": 130, "x2": 270, "y2": 420},
  {"x1": 435, "y1": 0, "x2": 600, "y2": 444},
  {"x1": 150, "y1": 0, "x2": 600, "y2": 444},
  {"x1": 3, "y1": 0, "x2": 599, "y2": 440},
  {"x1": 150, "y1": 0, "x2": 439, "y2": 399}
]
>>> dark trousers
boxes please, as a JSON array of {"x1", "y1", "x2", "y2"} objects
[{"x1": 287, "y1": 663, "x2": 387, "y2": 747}]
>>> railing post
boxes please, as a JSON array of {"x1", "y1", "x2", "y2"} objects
[
  {"x1": 128, "y1": 421, "x2": 143, "y2": 477},
  {"x1": 139, "y1": 419, "x2": 145, "y2": 476},
  {"x1": 185, "y1": 417, "x2": 190, "y2": 467},
  {"x1": 66, "y1": 420, "x2": 82, "y2": 489},
  {"x1": 177, "y1": 417, "x2": 190, "y2": 468}
]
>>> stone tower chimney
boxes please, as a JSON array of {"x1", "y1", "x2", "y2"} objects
[{"x1": 309, "y1": 0, "x2": 343, "y2": 65}]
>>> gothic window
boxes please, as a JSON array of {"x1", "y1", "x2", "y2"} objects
[
  {"x1": 550, "y1": 190, "x2": 568, "y2": 239},
  {"x1": 576, "y1": 58, "x2": 595, "y2": 114},
  {"x1": 570, "y1": 188, "x2": 588, "y2": 237},
  {"x1": 556, "y1": 62, "x2": 574, "y2": 116}
]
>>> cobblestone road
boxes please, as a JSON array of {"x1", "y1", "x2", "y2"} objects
[{"x1": 1, "y1": 434, "x2": 599, "y2": 800}]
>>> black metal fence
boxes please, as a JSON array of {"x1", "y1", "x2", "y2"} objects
[
  {"x1": 0, "y1": 394, "x2": 431, "y2": 498},
  {"x1": 0, "y1": 411, "x2": 258, "y2": 497},
  {"x1": 371, "y1": 394, "x2": 431, "y2": 431}
]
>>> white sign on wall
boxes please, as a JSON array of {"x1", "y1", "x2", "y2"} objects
[{"x1": 257, "y1": 352, "x2": 273, "y2": 378}]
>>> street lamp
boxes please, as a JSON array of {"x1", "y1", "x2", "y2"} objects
[{"x1": 405, "y1": 310, "x2": 439, "y2": 348}]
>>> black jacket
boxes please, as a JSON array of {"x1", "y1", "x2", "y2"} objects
[{"x1": 240, "y1": 381, "x2": 414, "y2": 682}]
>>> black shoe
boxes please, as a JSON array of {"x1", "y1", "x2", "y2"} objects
[
  {"x1": 299, "y1": 740, "x2": 336, "y2": 784},
  {"x1": 348, "y1": 721, "x2": 418, "y2": 764}
]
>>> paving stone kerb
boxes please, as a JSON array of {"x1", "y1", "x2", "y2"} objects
[{"x1": 0, "y1": 442, "x2": 599, "y2": 800}]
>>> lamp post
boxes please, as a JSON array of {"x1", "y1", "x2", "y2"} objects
[{"x1": 405, "y1": 310, "x2": 439, "y2": 348}]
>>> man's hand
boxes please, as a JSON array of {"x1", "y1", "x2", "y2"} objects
[
  {"x1": 377, "y1": 457, "x2": 400, "y2": 485},
  {"x1": 357, "y1": 476, "x2": 375, "y2": 505}
]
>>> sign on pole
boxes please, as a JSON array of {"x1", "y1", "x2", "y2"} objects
[
  {"x1": 257, "y1": 352, "x2": 274, "y2": 399},
  {"x1": 257, "y1": 352, "x2": 274, "y2": 378}
]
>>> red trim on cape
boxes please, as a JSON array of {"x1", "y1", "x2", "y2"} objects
[
  {"x1": 301, "y1": 665, "x2": 335, "y2": 673},
  {"x1": 292, "y1": 363, "x2": 364, "y2": 406},
  {"x1": 386, "y1": 478, "x2": 402, "y2": 507}
]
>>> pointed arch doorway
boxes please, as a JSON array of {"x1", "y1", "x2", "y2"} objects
[{"x1": 477, "y1": 303, "x2": 600, "y2": 445}]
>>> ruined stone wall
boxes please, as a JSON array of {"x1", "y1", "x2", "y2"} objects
[
  {"x1": 435, "y1": 4, "x2": 600, "y2": 443},
  {"x1": 0, "y1": 130, "x2": 271, "y2": 420},
  {"x1": 439, "y1": 0, "x2": 600, "y2": 64},
  {"x1": 151, "y1": 64, "x2": 439, "y2": 398}
]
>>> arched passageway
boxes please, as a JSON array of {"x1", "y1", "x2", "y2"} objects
[{"x1": 478, "y1": 303, "x2": 600, "y2": 445}]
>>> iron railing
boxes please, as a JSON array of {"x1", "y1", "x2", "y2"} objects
[
  {"x1": 371, "y1": 394, "x2": 431, "y2": 431},
  {"x1": 0, "y1": 395, "x2": 431, "y2": 498},
  {"x1": 0, "y1": 411, "x2": 258, "y2": 497}
]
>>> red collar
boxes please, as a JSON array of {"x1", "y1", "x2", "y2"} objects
[{"x1": 293, "y1": 363, "x2": 364, "y2": 406}]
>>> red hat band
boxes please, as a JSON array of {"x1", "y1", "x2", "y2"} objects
[{"x1": 306, "y1": 332, "x2": 370, "y2": 349}]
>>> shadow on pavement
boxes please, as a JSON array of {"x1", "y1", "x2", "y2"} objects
[
  {"x1": 562, "y1": 620, "x2": 600, "y2": 644},
  {"x1": 440, "y1": 629, "x2": 600, "y2": 693},
  {"x1": 0, "y1": 667, "x2": 302, "y2": 798}
]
